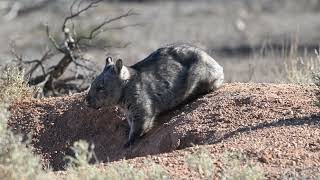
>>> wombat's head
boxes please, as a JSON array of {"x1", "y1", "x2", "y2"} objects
[{"x1": 86, "y1": 57, "x2": 130, "y2": 109}]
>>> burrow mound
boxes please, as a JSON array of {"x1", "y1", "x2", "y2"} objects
[{"x1": 9, "y1": 83, "x2": 320, "y2": 171}]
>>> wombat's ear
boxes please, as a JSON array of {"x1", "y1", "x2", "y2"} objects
[
  {"x1": 115, "y1": 59, "x2": 123, "y2": 74},
  {"x1": 106, "y1": 57, "x2": 113, "y2": 65}
]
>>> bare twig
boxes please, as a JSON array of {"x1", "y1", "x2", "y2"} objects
[
  {"x1": 57, "y1": 75, "x2": 86, "y2": 83},
  {"x1": 76, "y1": 10, "x2": 139, "y2": 43},
  {"x1": 25, "y1": 49, "x2": 53, "y2": 77},
  {"x1": 46, "y1": 24, "x2": 64, "y2": 53},
  {"x1": 72, "y1": 60, "x2": 96, "y2": 72},
  {"x1": 100, "y1": 23, "x2": 144, "y2": 33},
  {"x1": 9, "y1": 42, "x2": 23, "y2": 65},
  {"x1": 62, "y1": 0, "x2": 103, "y2": 32},
  {"x1": 70, "y1": 0, "x2": 79, "y2": 15},
  {"x1": 25, "y1": 60, "x2": 46, "y2": 76}
]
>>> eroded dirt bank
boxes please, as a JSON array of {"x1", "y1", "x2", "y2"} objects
[{"x1": 9, "y1": 83, "x2": 320, "y2": 177}]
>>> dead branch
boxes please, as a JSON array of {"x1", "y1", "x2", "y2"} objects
[
  {"x1": 11, "y1": 0, "x2": 137, "y2": 97},
  {"x1": 73, "y1": 59, "x2": 96, "y2": 72},
  {"x1": 25, "y1": 49, "x2": 53, "y2": 77},
  {"x1": 62, "y1": 0, "x2": 103, "y2": 32},
  {"x1": 46, "y1": 25, "x2": 64, "y2": 53},
  {"x1": 76, "y1": 10, "x2": 139, "y2": 43}
]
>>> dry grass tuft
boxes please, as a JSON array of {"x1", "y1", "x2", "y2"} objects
[
  {"x1": 313, "y1": 70, "x2": 320, "y2": 107},
  {"x1": 0, "y1": 65, "x2": 46, "y2": 180},
  {"x1": 0, "y1": 65, "x2": 33, "y2": 104},
  {"x1": 284, "y1": 36, "x2": 320, "y2": 84},
  {"x1": 186, "y1": 147, "x2": 215, "y2": 179},
  {"x1": 221, "y1": 151, "x2": 265, "y2": 180},
  {"x1": 186, "y1": 147, "x2": 265, "y2": 180}
]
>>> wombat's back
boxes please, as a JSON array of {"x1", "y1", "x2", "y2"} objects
[
  {"x1": 128, "y1": 44, "x2": 224, "y2": 112},
  {"x1": 131, "y1": 44, "x2": 202, "y2": 72}
]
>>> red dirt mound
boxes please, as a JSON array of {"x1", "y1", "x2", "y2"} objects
[{"x1": 9, "y1": 83, "x2": 320, "y2": 176}]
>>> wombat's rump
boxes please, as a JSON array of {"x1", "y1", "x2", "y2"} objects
[{"x1": 86, "y1": 44, "x2": 224, "y2": 147}]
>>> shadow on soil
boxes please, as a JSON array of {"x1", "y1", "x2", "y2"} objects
[
  {"x1": 10, "y1": 95, "x2": 203, "y2": 171},
  {"x1": 213, "y1": 114, "x2": 320, "y2": 144}
]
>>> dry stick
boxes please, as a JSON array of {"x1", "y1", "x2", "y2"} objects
[
  {"x1": 72, "y1": 59, "x2": 96, "y2": 72},
  {"x1": 24, "y1": 0, "x2": 136, "y2": 96},
  {"x1": 25, "y1": 49, "x2": 53, "y2": 77},
  {"x1": 38, "y1": 1, "x2": 101, "y2": 95},
  {"x1": 76, "y1": 10, "x2": 139, "y2": 43},
  {"x1": 62, "y1": 0, "x2": 103, "y2": 32},
  {"x1": 46, "y1": 25, "x2": 64, "y2": 53},
  {"x1": 57, "y1": 75, "x2": 86, "y2": 83},
  {"x1": 103, "y1": 23, "x2": 144, "y2": 31},
  {"x1": 42, "y1": 54, "x2": 74, "y2": 96},
  {"x1": 25, "y1": 60, "x2": 47, "y2": 77},
  {"x1": 10, "y1": 43, "x2": 49, "y2": 76},
  {"x1": 9, "y1": 43, "x2": 23, "y2": 69}
]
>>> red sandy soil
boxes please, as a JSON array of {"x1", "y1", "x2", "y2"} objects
[{"x1": 9, "y1": 83, "x2": 320, "y2": 178}]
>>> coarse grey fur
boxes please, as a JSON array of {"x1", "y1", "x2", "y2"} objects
[{"x1": 86, "y1": 44, "x2": 224, "y2": 147}]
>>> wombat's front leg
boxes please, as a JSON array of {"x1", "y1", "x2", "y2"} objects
[{"x1": 124, "y1": 115, "x2": 155, "y2": 148}]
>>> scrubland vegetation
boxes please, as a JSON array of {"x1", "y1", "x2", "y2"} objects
[
  {"x1": 0, "y1": 0, "x2": 320, "y2": 179},
  {"x1": 0, "y1": 54, "x2": 319, "y2": 179}
]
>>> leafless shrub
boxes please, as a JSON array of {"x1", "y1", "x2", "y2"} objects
[
  {"x1": 10, "y1": 0, "x2": 138, "y2": 97},
  {"x1": 186, "y1": 147, "x2": 215, "y2": 179}
]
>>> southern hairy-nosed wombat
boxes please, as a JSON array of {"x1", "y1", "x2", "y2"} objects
[{"x1": 86, "y1": 44, "x2": 224, "y2": 147}]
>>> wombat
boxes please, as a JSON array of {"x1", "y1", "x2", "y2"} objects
[{"x1": 86, "y1": 44, "x2": 224, "y2": 147}]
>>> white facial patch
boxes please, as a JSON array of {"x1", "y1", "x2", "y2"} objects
[{"x1": 120, "y1": 66, "x2": 131, "y2": 80}]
